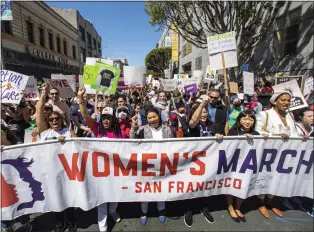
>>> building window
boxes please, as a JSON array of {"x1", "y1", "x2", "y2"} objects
[
  {"x1": 39, "y1": 28, "x2": 45, "y2": 47},
  {"x1": 87, "y1": 33, "x2": 91, "y2": 47},
  {"x1": 48, "y1": 32, "x2": 54, "y2": 50},
  {"x1": 79, "y1": 26, "x2": 85, "y2": 41},
  {"x1": 63, "y1": 40, "x2": 67, "y2": 55},
  {"x1": 1, "y1": 21, "x2": 12, "y2": 34},
  {"x1": 72, "y1": 45, "x2": 77, "y2": 59},
  {"x1": 284, "y1": 8, "x2": 301, "y2": 56},
  {"x1": 93, "y1": 38, "x2": 96, "y2": 49},
  {"x1": 56, "y1": 37, "x2": 61, "y2": 53},
  {"x1": 81, "y1": 47, "x2": 86, "y2": 62},
  {"x1": 26, "y1": 21, "x2": 34, "y2": 43},
  {"x1": 195, "y1": 56, "x2": 202, "y2": 70}
]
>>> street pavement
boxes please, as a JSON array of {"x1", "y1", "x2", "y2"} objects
[{"x1": 14, "y1": 195, "x2": 313, "y2": 231}]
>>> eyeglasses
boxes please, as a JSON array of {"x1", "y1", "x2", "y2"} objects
[
  {"x1": 50, "y1": 92, "x2": 59, "y2": 96},
  {"x1": 48, "y1": 117, "x2": 60, "y2": 122},
  {"x1": 209, "y1": 96, "x2": 219, "y2": 100}
]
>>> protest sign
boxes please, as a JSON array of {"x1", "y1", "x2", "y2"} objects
[
  {"x1": 243, "y1": 71, "x2": 254, "y2": 95},
  {"x1": 184, "y1": 83, "x2": 198, "y2": 95},
  {"x1": 209, "y1": 50, "x2": 238, "y2": 70},
  {"x1": 273, "y1": 79, "x2": 308, "y2": 111},
  {"x1": 1, "y1": 70, "x2": 29, "y2": 104},
  {"x1": 275, "y1": 75, "x2": 304, "y2": 90},
  {"x1": 124, "y1": 66, "x2": 146, "y2": 86},
  {"x1": 1, "y1": 137, "x2": 312, "y2": 220},
  {"x1": 51, "y1": 74, "x2": 76, "y2": 92},
  {"x1": 1, "y1": 0, "x2": 12, "y2": 20},
  {"x1": 94, "y1": 62, "x2": 120, "y2": 94},
  {"x1": 242, "y1": 64, "x2": 249, "y2": 72},
  {"x1": 86, "y1": 57, "x2": 114, "y2": 66},
  {"x1": 161, "y1": 79, "x2": 177, "y2": 92},
  {"x1": 229, "y1": 82, "x2": 239, "y2": 94},
  {"x1": 207, "y1": 31, "x2": 236, "y2": 55},
  {"x1": 204, "y1": 65, "x2": 216, "y2": 80},
  {"x1": 24, "y1": 76, "x2": 39, "y2": 101},
  {"x1": 43, "y1": 78, "x2": 75, "y2": 98},
  {"x1": 304, "y1": 76, "x2": 313, "y2": 96},
  {"x1": 164, "y1": 69, "x2": 170, "y2": 79}
]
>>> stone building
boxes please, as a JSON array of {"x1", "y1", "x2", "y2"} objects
[
  {"x1": 50, "y1": 6, "x2": 102, "y2": 74},
  {"x1": 1, "y1": 1, "x2": 80, "y2": 80}
]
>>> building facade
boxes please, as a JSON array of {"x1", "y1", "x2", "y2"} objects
[
  {"x1": 50, "y1": 6, "x2": 102, "y2": 74},
  {"x1": 1, "y1": 1, "x2": 80, "y2": 80}
]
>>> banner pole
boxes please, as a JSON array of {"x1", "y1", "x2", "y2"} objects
[{"x1": 221, "y1": 52, "x2": 228, "y2": 98}]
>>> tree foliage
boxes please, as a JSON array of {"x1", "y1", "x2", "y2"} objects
[
  {"x1": 145, "y1": 1, "x2": 285, "y2": 67},
  {"x1": 145, "y1": 47, "x2": 171, "y2": 78}
]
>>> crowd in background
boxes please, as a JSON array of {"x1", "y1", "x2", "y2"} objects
[{"x1": 1, "y1": 78, "x2": 314, "y2": 232}]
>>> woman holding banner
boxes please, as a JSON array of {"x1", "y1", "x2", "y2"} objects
[
  {"x1": 255, "y1": 91, "x2": 299, "y2": 218},
  {"x1": 36, "y1": 83, "x2": 78, "y2": 232},
  {"x1": 77, "y1": 86, "x2": 126, "y2": 232},
  {"x1": 130, "y1": 107, "x2": 172, "y2": 225}
]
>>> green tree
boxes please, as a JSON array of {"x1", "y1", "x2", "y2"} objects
[
  {"x1": 145, "y1": 1, "x2": 286, "y2": 78},
  {"x1": 145, "y1": 47, "x2": 171, "y2": 78}
]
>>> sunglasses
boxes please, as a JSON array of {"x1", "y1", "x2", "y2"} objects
[
  {"x1": 48, "y1": 116, "x2": 60, "y2": 122},
  {"x1": 50, "y1": 92, "x2": 59, "y2": 96},
  {"x1": 100, "y1": 114, "x2": 113, "y2": 120},
  {"x1": 117, "y1": 109, "x2": 128, "y2": 113},
  {"x1": 209, "y1": 96, "x2": 219, "y2": 100}
]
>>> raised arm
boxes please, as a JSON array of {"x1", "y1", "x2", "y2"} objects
[
  {"x1": 77, "y1": 86, "x2": 95, "y2": 129},
  {"x1": 36, "y1": 83, "x2": 49, "y2": 133}
]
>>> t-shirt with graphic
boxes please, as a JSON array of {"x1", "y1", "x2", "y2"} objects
[{"x1": 40, "y1": 128, "x2": 71, "y2": 141}]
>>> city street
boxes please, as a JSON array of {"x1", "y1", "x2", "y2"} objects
[{"x1": 13, "y1": 196, "x2": 313, "y2": 231}]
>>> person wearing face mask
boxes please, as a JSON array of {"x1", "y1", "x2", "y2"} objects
[
  {"x1": 255, "y1": 91, "x2": 298, "y2": 219},
  {"x1": 116, "y1": 106, "x2": 131, "y2": 138},
  {"x1": 228, "y1": 94, "x2": 244, "y2": 129}
]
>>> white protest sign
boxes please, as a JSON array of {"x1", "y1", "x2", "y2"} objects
[
  {"x1": 84, "y1": 84, "x2": 103, "y2": 95},
  {"x1": 146, "y1": 75, "x2": 152, "y2": 85},
  {"x1": 43, "y1": 78, "x2": 75, "y2": 98},
  {"x1": 86, "y1": 57, "x2": 114, "y2": 66},
  {"x1": 124, "y1": 66, "x2": 146, "y2": 86},
  {"x1": 164, "y1": 69, "x2": 170, "y2": 79},
  {"x1": 161, "y1": 79, "x2": 177, "y2": 92},
  {"x1": 273, "y1": 79, "x2": 308, "y2": 111},
  {"x1": 204, "y1": 65, "x2": 216, "y2": 80},
  {"x1": 209, "y1": 50, "x2": 238, "y2": 70},
  {"x1": 51, "y1": 74, "x2": 76, "y2": 92},
  {"x1": 207, "y1": 31, "x2": 236, "y2": 55},
  {"x1": 304, "y1": 76, "x2": 313, "y2": 96},
  {"x1": 243, "y1": 71, "x2": 254, "y2": 95},
  {"x1": 24, "y1": 76, "x2": 39, "y2": 101},
  {"x1": 1, "y1": 70, "x2": 29, "y2": 104}
]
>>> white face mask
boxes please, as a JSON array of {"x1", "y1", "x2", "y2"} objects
[{"x1": 118, "y1": 112, "x2": 128, "y2": 120}]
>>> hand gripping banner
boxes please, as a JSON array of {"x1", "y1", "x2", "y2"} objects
[{"x1": 1, "y1": 137, "x2": 313, "y2": 220}]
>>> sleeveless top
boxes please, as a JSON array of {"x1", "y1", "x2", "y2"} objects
[{"x1": 40, "y1": 128, "x2": 71, "y2": 141}]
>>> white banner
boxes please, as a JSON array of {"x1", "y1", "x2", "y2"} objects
[
  {"x1": 43, "y1": 78, "x2": 75, "y2": 98},
  {"x1": 124, "y1": 66, "x2": 146, "y2": 86},
  {"x1": 1, "y1": 137, "x2": 313, "y2": 220},
  {"x1": 1, "y1": 70, "x2": 29, "y2": 104},
  {"x1": 51, "y1": 74, "x2": 77, "y2": 92},
  {"x1": 24, "y1": 76, "x2": 39, "y2": 101},
  {"x1": 243, "y1": 71, "x2": 254, "y2": 95}
]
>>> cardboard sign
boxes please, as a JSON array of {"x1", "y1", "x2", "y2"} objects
[
  {"x1": 304, "y1": 76, "x2": 313, "y2": 96},
  {"x1": 1, "y1": 70, "x2": 29, "y2": 104},
  {"x1": 243, "y1": 71, "x2": 254, "y2": 95},
  {"x1": 273, "y1": 79, "x2": 308, "y2": 111},
  {"x1": 51, "y1": 74, "x2": 76, "y2": 92},
  {"x1": 24, "y1": 76, "x2": 39, "y2": 101},
  {"x1": 207, "y1": 31, "x2": 236, "y2": 55},
  {"x1": 275, "y1": 76, "x2": 304, "y2": 90},
  {"x1": 43, "y1": 78, "x2": 75, "y2": 98},
  {"x1": 124, "y1": 66, "x2": 146, "y2": 86},
  {"x1": 161, "y1": 79, "x2": 177, "y2": 92},
  {"x1": 229, "y1": 82, "x2": 239, "y2": 94},
  {"x1": 205, "y1": 65, "x2": 216, "y2": 80},
  {"x1": 184, "y1": 83, "x2": 198, "y2": 95},
  {"x1": 209, "y1": 50, "x2": 238, "y2": 70}
]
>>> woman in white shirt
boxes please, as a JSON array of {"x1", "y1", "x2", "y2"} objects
[
  {"x1": 255, "y1": 91, "x2": 298, "y2": 219},
  {"x1": 130, "y1": 107, "x2": 172, "y2": 225}
]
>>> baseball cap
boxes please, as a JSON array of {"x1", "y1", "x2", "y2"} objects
[{"x1": 102, "y1": 107, "x2": 114, "y2": 116}]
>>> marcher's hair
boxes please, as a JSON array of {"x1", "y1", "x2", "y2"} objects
[
  {"x1": 143, "y1": 100, "x2": 154, "y2": 112},
  {"x1": 298, "y1": 107, "x2": 313, "y2": 121},
  {"x1": 1, "y1": 123, "x2": 19, "y2": 145},
  {"x1": 145, "y1": 107, "x2": 162, "y2": 127},
  {"x1": 49, "y1": 88, "x2": 59, "y2": 93},
  {"x1": 231, "y1": 110, "x2": 256, "y2": 132},
  {"x1": 209, "y1": 89, "x2": 220, "y2": 95},
  {"x1": 98, "y1": 108, "x2": 122, "y2": 137},
  {"x1": 117, "y1": 94, "x2": 127, "y2": 102}
]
